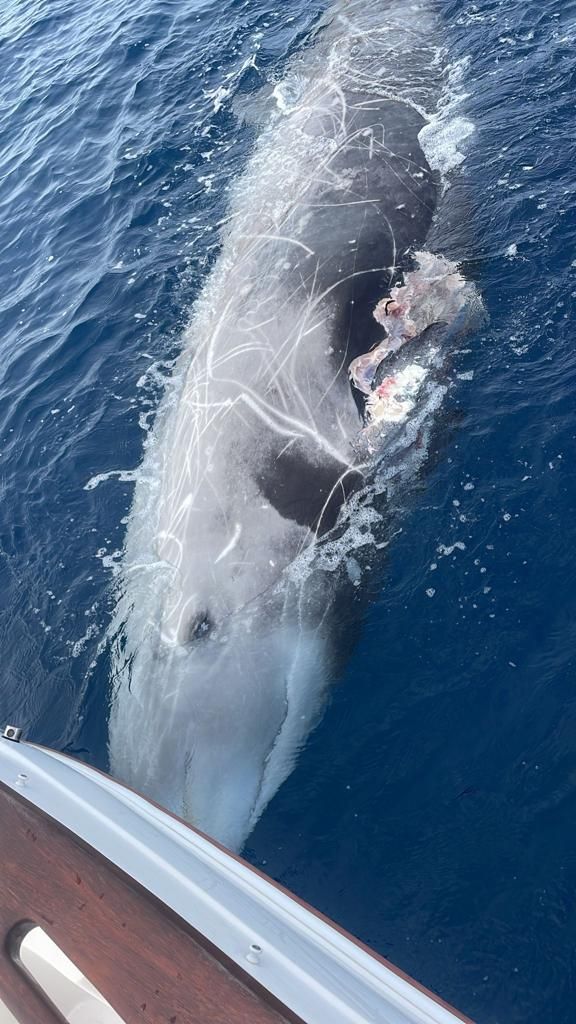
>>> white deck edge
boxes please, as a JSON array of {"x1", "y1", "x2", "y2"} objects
[{"x1": 0, "y1": 738, "x2": 469, "y2": 1024}]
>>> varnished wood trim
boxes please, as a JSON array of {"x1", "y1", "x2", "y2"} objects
[{"x1": 0, "y1": 781, "x2": 295, "y2": 1024}]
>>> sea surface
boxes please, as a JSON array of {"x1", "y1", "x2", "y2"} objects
[{"x1": 1, "y1": 1, "x2": 575, "y2": 1021}]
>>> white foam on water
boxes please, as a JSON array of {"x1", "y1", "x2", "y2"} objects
[
  {"x1": 419, "y1": 113, "x2": 475, "y2": 176},
  {"x1": 287, "y1": 501, "x2": 383, "y2": 584},
  {"x1": 418, "y1": 56, "x2": 476, "y2": 179},
  {"x1": 271, "y1": 76, "x2": 308, "y2": 114},
  {"x1": 69, "y1": 622, "x2": 100, "y2": 658},
  {"x1": 84, "y1": 469, "x2": 137, "y2": 491},
  {"x1": 438, "y1": 541, "x2": 467, "y2": 556}
]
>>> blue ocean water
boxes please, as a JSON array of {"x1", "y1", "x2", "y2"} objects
[{"x1": 0, "y1": 1, "x2": 575, "y2": 1021}]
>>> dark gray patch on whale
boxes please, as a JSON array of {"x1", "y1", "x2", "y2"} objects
[
  {"x1": 256, "y1": 443, "x2": 365, "y2": 536},
  {"x1": 293, "y1": 94, "x2": 440, "y2": 369},
  {"x1": 372, "y1": 321, "x2": 450, "y2": 391}
]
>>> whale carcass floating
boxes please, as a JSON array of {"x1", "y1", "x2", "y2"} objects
[{"x1": 107, "y1": 0, "x2": 481, "y2": 852}]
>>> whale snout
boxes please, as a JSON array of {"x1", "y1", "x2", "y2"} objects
[{"x1": 110, "y1": 598, "x2": 331, "y2": 851}]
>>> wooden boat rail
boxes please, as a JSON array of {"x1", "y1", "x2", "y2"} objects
[
  {"x1": 1, "y1": 780, "x2": 292, "y2": 1024},
  {"x1": 0, "y1": 732, "x2": 474, "y2": 1024}
]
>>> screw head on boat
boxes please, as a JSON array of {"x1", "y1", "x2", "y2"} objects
[
  {"x1": 2, "y1": 725, "x2": 22, "y2": 742},
  {"x1": 246, "y1": 943, "x2": 262, "y2": 965}
]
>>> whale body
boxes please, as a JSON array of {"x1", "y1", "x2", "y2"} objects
[{"x1": 108, "y1": 0, "x2": 474, "y2": 851}]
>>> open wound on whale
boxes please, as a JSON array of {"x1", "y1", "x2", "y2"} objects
[{"x1": 348, "y1": 251, "x2": 475, "y2": 433}]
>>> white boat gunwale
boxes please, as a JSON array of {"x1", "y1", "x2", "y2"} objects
[{"x1": 0, "y1": 732, "x2": 473, "y2": 1024}]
